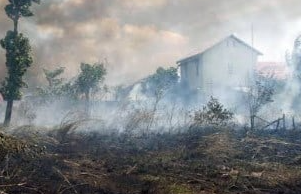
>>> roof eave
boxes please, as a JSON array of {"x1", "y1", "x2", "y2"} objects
[
  {"x1": 176, "y1": 53, "x2": 201, "y2": 65},
  {"x1": 177, "y1": 34, "x2": 263, "y2": 65},
  {"x1": 229, "y1": 34, "x2": 263, "y2": 55}
]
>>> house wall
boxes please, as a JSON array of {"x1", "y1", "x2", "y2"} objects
[
  {"x1": 180, "y1": 57, "x2": 203, "y2": 92},
  {"x1": 180, "y1": 36, "x2": 259, "y2": 100}
]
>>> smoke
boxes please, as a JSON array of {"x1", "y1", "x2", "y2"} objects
[
  {"x1": 0, "y1": 0, "x2": 189, "y2": 86},
  {"x1": 270, "y1": 35, "x2": 301, "y2": 116},
  {"x1": 1, "y1": 0, "x2": 301, "y2": 129},
  {"x1": 1, "y1": 0, "x2": 301, "y2": 87}
]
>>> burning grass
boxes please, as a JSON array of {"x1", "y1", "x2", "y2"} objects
[{"x1": 0, "y1": 123, "x2": 300, "y2": 193}]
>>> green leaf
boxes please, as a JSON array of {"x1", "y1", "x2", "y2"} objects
[{"x1": 20, "y1": 8, "x2": 34, "y2": 17}]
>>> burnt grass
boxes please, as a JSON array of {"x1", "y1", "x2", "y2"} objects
[{"x1": 0, "y1": 125, "x2": 301, "y2": 194}]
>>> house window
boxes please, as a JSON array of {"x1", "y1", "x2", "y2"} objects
[{"x1": 228, "y1": 63, "x2": 233, "y2": 75}]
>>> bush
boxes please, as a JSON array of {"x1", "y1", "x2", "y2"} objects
[{"x1": 192, "y1": 97, "x2": 233, "y2": 127}]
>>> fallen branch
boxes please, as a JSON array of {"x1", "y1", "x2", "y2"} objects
[
  {"x1": 53, "y1": 167, "x2": 78, "y2": 194},
  {"x1": 0, "y1": 182, "x2": 26, "y2": 187},
  {"x1": 59, "y1": 183, "x2": 88, "y2": 194},
  {"x1": 19, "y1": 185, "x2": 45, "y2": 194}
]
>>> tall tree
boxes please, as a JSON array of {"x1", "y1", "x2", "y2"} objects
[{"x1": 0, "y1": 0, "x2": 41, "y2": 126}]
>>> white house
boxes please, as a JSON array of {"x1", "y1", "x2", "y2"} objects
[{"x1": 177, "y1": 34, "x2": 262, "y2": 101}]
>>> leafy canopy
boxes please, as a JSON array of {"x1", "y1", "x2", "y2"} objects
[
  {"x1": 44, "y1": 67, "x2": 65, "y2": 87},
  {"x1": 5, "y1": 0, "x2": 40, "y2": 20},
  {"x1": 76, "y1": 63, "x2": 107, "y2": 95},
  {"x1": 141, "y1": 67, "x2": 178, "y2": 97},
  {"x1": 36, "y1": 67, "x2": 66, "y2": 98},
  {"x1": 0, "y1": 31, "x2": 33, "y2": 100},
  {"x1": 193, "y1": 97, "x2": 234, "y2": 127}
]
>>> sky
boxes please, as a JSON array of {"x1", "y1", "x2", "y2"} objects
[{"x1": 0, "y1": 0, "x2": 301, "y2": 86}]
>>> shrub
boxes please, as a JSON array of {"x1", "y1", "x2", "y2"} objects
[{"x1": 192, "y1": 97, "x2": 233, "y2": 127}]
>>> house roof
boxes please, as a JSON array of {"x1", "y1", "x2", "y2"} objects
[
  {"x1": 177, "y1": 34, "x2": 263, "y2": 65},
  {"x1": 257, "y1": 62, "x2": 289, "y2": 79}
]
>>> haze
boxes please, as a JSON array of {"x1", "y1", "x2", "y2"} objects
[{"x1": 0, "y1": 0, "x2": 300, "y2": 86}]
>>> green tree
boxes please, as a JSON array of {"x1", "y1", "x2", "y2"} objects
[
  {"x1": 1, "y1": 0, "x2": 41, "y2": 126},
  {"x1": 75, "y1": 63, "x2": 107, "y2": 113},
  {"x1": 44, "y1": 67, "x2": 65, "y2": 88},
  {"x1": 141, "y1": 67, "x2": 178, "y2": 98},
  {"x1": 37, "y1": 67, "x2": 65, "y2": 99}
]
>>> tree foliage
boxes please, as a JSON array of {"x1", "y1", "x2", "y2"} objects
[
  {"x1": 36, "y1": 63, "x2": 108, "y2": 102},
  {"x1": 75, "y1": 63, "x2": 107, "y2": 100},
  {"x1": 37, "y1": 67, "x2": 65, "y2": 98},
  {"x1": 248, "y1": 74, "x2": 274, "y2": 118},
  {"x1": 0, "y1": 32, "x2": 33, "y2": 100},
  {"x1": 4, "y1": 0, "x2": 40, "y2": 20},
  {"x1": 141, "y1": 67, "x2": 178, "y2": 98},
  {"x1": 4, "y1": 0, "x2": 41, "y2": 35},
  {"x1": 44, "y1": 67, "x2": 65, "y2": 87},
  {"x1": 1, "y1": 0, "x2": 41, "y2": 126},
  {"x1": 193, "y1": 97, "x2": 233, "y2": 127},
  {"x1": 245, "y1": 74, "x2": 275, "y2": 130}
]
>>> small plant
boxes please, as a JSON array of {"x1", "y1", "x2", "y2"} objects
[{"x1": 192, "y1": 97, "x2": 233, "y2": 127}]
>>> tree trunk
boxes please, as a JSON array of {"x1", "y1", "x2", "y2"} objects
[
  {"x1": 4, "y1": 100, "x2": 13, "y2": 126},
  {"x1": 13, "y1": 19, "x2": 18, "y2": 34},
  {"x1": 282, "y1": 114, "x2": 286, "y2": 130},
  {"x1": 250, "y1": 115, "x2": 255, "y2": 130},
  {"x1": 85, "y1": 91, "x2": 90, "y2": 116}
]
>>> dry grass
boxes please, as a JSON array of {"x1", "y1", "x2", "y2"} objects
[{"x1": 0, "y1": 124, "x2": 300, "y2": 193}]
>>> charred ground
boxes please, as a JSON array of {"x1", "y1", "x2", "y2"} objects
[{"x1": 0, "y1": 123, "x2": 300, "y2": 194}]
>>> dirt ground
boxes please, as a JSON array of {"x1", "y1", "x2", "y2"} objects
[{"x1": 0, "y1": 125, "x2": 300, "y2": 194}]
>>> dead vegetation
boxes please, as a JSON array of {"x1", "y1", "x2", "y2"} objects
[{"x1": 0, "y1": 122, "x2": 299, "y2": 193}]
